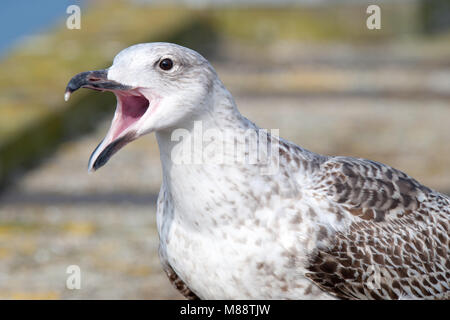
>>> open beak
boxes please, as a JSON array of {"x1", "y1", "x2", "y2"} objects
[
  {"x1": 64, "y1": 69, "x2": 131, "y2": 101},
  {"x1": 65, "y1": 69, "x2": 151, "y2": 172}
]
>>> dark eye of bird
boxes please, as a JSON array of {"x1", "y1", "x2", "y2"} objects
[{"x1": 159, "y1": 58, "x2": 173, "y2": 71}]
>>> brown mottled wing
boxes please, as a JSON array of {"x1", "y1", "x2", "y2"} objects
[
  {"x1": 315, "y1": 157, "x2": 434, "y2": 221},
  {"x1": 163, "y1": 263, "x2": 199, "y2": 300},
  {"x1": 307, "y1": 157, "x2": 450, "y2": 299}
]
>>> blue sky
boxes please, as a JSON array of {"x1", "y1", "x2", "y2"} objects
[{"x1": 0, "y1": 1, "x2": 84, "y2": 57}]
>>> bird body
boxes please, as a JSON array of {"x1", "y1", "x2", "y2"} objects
[
  {"x1": 155, "y1": 126, "x2": 335, "y2": 299},
  {"x1": 65, "y1": 42, "x2": 450, "y2": 300}
]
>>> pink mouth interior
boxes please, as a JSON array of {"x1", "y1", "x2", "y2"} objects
[{"x1": 112, "y1": 92, "x2": 149, "y2": 140}]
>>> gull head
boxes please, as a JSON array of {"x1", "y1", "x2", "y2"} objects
[{"x1": 65, "y1": 42, "x2": 219, "y2": 172}]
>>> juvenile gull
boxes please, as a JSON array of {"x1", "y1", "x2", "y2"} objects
[{"x1": 65, "y1": 42, "x2": 449, "y2": 300}]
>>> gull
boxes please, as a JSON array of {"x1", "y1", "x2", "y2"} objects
[{"x1": 65, "y1": 42, "x2": 449, "y2": 300}]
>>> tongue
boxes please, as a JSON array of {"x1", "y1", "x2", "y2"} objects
[{"x1": 112, "y1": 94, "x2": 149, "y2": 141}]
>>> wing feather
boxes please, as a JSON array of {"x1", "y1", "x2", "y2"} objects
[{"x1": 306, "y1": 157, "x2": 450, "y2": 299}]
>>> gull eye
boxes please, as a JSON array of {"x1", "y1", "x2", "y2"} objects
[{"x1": 159, "y1": 58, "x2": 173, "y2": 71}]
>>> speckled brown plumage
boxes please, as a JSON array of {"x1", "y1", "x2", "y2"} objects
[
  {"x1": 164, "y1": 264, "x2": 199, "y2": 300},
  {"x1": 306, "y1": 157, "x2": 450, "y2": 299}
]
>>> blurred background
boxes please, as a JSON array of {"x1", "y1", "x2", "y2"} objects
[{"x1": 0, "y1": 0, "x2": 449, "y2": 299}]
